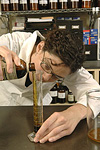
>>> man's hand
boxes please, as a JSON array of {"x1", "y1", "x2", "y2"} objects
[
  {"x1": 0, "y1": 46, "x2": 20, "y2": 80},
  {"x1": 33, "y1": 104, "x2": 87, "y2": 143}
]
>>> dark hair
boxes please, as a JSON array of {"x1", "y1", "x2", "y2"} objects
[{"x1": 43, "y1": 29, "x2": 85, "y2": 73}]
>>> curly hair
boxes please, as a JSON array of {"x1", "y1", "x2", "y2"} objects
[{"x1": 43, "y1": 29, "x2": 85, "y2": 73}]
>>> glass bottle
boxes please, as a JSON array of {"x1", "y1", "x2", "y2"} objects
[
  {"x1": 39, "y1": 0, "x2": 48, "y2": 9},
  {"x1": 71, "y1": 0, "x2": 79, "y2": 8},
  {"x1": 68, "y1": 90, "x2": 75, "y2": 103},
  {"x1": 59, "y1": 0, "x2": 68, "y2": 9},
  {"x1": 82, "y1": 0, "x2": 91, "y2": 8},
  {"x1": 49, "y1": 0, "x2": 58, "y2": 9},
  {"x1": 10, "y1": 0, "x2": 19, "y2": 11},
  {"x1": 58, "y1": 84, "x2": 66, "y2": 103},
  {"x1": 1, "y1": 58, "x2": 35, "y2": 80},
  {"x1": 20, "y1": 0, "x2": 28, "y2": 11},
  {"x1": 29, "y1": 0, "x2": 39, "y2": 10},
  {"x1": 98, "y1": 0, "x2": 100, "y2": 7},
  {"x1": 50, "y1": 84, "x2": 57, "y2": 104},
  {"x1": 1, "y1": 0, "x2": 10, "y2": 11}
]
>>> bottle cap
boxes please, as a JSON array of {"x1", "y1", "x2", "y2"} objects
[{"x1": 29, "y1": 63, "x2": 35, "y2": 71}]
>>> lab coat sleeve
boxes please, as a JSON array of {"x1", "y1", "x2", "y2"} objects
[
  {"x1": 0, "y1": 32, "x2": 32, "y2": 55},
  {"x1": 64, "y1": 67, "x2": 100, "y2": 117}
]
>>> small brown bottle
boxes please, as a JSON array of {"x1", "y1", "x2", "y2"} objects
[
  {"x1": 29, "y1": 0, "x2": 39, "y2": 10},
  {"x1": 10, "y1": 0, "x2": 19, "y2": 11},
  {"x1": 71, "y1": 0, "x2": 79, "y2": 8},
  {"x1": 49, "y1": 0, "x2": 58, "y2": 9},
  {"x1": 68, "y1": 90, "x2": 75, "y2": 103},
  {"x1": 50, "y1": 84, "x2": 57, "y2": 104},
  {"x1": 98, "y1": 0, "x2": 100, "y2": 7},
  {"x1": 1, "y1": 58, "x2": 35, "y2": 80},
  {"x1": 1, "y1": 0, "x2": 10, "y2": 11},
  {"x1": 58, "y1": 84, "x2": 66, "y2": 103},
  {"x1": 20, "y1": 0, "x2": 28, "y2": 11},
  {"x1": 59, "y1": 0, "x2": 68, "y2": 9},
  {"x1": 82, "y1": 0, "x2": 91, "y2": 8}
]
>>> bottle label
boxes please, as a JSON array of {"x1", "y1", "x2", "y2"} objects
[
  {"x1": 58, "y1": 93, "x2": 65, "y2": 98},
  {"x1": 50, "y1": 91, "x2": 57, "y2": 97},
  {"x1": 59, "y1": 0, "x2": 68, "y2": 2},
  {"x1": 1, "y1": 0, "x2": 10, "y2": 4},
  {"x1": 30, "y1": 0, "x2": 38, "y2": 3},
  {"x1": 71, "y1": 0, "x2": 79, "y2": 2},
  {"x1": 10, "y1": 0, "x2": 19, "y2": 3},
  {"x1": 39, "y1": 0, "x2": 48, "y2": 4},
  {"x1": 49, "y1": 0, "x2": 58, "y2": 2},
  {"x1": 68, "y1": 95, "x2": 74, "y2": 102},
  {"x1": 20, "y1": 0, "x2": 27, "y2": 4}
]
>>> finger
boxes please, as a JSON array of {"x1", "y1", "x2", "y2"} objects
[
  {"x1": 34, "y1": 112, "x2": 59, "y2": 142},
  {"x1": 39, "y1": 123, "x2": 68, "y2": 143},
  {"x1": 11, "y1": 51, "x2": 20, "y2": 66},
  {"x1": 0, "y1": 59, "x2": 3, "y2": 80}
]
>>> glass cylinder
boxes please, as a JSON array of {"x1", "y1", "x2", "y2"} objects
[
  {"x1": 59, "y1": 0, "x2": 68, "y2": 9},
  {"x1": 28, "y1": 70, "x2": 43, "y2": 142},
  {"x1": 87, "y1": 89, "x2": 100, "y2": 143},
  {"x1": 49, "y1": 0, "x2": 58, "y2": 9},
  {"x1": 20, "y1": 0, "x2": 28, "y2": 11},
  {"x1": 10, "y1": 0, "x2": 19, "y2": 11},
  {"x1": 1, "y1": 0, "x2": 10, "y2": 11},
  {"x1": 82, "y1": 0, "x2": 91, "y2": 8},
  {"x1": 71, "y1": 0, "x2": 79, "y2": 8},
  {"x1": 29, "y1": 0, "x2": 39, "y2": 10}
]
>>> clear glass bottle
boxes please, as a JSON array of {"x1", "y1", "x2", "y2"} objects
[
  {"x1": 29, "y1": 0, "x2": 39, "y2": 10},
  {"x1": 20, "y1": 0, "x2": 28, "y2": 11},
  {"x1": 1, "y1": 0, "x2": 10, "y2": 11},
  {"x1": 82, "y1": 0, "x2": 91, "y2": 8},
  {"x1": 1, "y1": 58, "x2": 35, "y2": 80},
  {"x1": 50, "y1": 84, "x2": 57, "y2": 104},
  {"x1": 71, "y1": 0, "x2": 79, "y2": 8},
  {"x1": 10, "y1": 0, "x2": 19, "y2": 11},
  {"x1": 49, "y1": 0, "x2": 58, "y2": 9},
  {"x1": 59, "y1": 0, "x2": 68, "y2": 9},
  {"x1": 68, "y1": 90, "x2": 75, "y2": 103},
  {"x1": 39, "y1": 0, "x2": 48, "y2": 9}
]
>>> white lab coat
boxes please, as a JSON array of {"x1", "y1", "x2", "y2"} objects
[{"x1": 0, "y1": 31, "x2": 100, "y2": 117}]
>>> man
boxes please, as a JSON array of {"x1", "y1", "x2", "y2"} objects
[{"x1": 0, "y1": 29, "x2": 99, "y2": 142}]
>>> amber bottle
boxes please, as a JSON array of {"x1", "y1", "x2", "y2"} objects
[
  {"x1": 71, "y1": 0, "x2": 79, "y2": 8},
  {"x1": 1, "y1": 0, "x2": 10, "y2": 11},
  {"x1": 1, "y1": 59, "x2": 35, "y2": 80},
  {"x1": 39, "y1": 0, "x2": 48, "y2": 10},
  {"x1": 10, "y1": 0, "x2": 19, "y2": 11},
  {"x1": 20, "y1": 0, "x2": 28, "y2": 11},
  {"x1": 50, "y1": 84, "x2": 57, "y2": 104},
  {"x1": 59, "y1": 0, "x2": 68, "y2": 9},
  {"x1": 58, "y1": 84, "x2": 66, "y2": 103},
  {"x1": 82, "y1": 0, "x2": 91, "y2": 8},
  {"x1": 29, "y1": 0, "x2": 39, "y2": 10},
  {"x1": 68, "y1": 90, "x2": 75, "y2": 103},
  {"x1": 49, "y1": 0, "x2": 58, "y2": 9}
]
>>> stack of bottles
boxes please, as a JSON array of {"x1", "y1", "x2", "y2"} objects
[
  {"x1": 1, "y1": 0, "x2": 100, "y2": 11},
  {"x1": 49, "y1": 80, "x2": 75, "y2": 104}
]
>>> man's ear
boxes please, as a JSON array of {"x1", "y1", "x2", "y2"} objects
[{"x1": 36, "y1": 41, "x2": 45, "y2": 53}]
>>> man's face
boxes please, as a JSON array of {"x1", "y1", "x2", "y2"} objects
[{"x1": 29, "y1": 42, "x2": 71, "y2": 82}]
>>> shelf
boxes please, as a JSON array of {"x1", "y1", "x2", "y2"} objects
[{"x1": 0, "y1": 8, "x2": 93, "y2": 17}]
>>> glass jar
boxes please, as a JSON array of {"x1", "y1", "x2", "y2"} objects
[
  {"x1": 20, "y1": 0, "x2": 28, "y2": 11},
  {"x1": 87, "y1": 89, "x2": 100, "y2": 143},
  {"x1": 82, "y1": 0, "x2": 91, "y2": 8},
  {"x1": 39, "y1": 0, "x2": 48, "y2": 9},
  {"x1": 1, "y1": 0, "x2": 10, "y2": 11},
  {"x1": 10, "y1": 0, "x2": 19, "y2": 11},
  {"x1": 59, "y1": 0, "x2": 68, "y2": 9},
  {"x1": 29, "y1": 0, "x2": 39, "y2": 10},
  {"x1": 71, "y1": 0, "x2": 79, "y2": 8},
  {"x1": 49, "y1": 0, "x2": 58, "y2": 9}
]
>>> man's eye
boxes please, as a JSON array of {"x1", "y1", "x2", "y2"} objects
[{"x1": 45, "y1": 64, "x2": 50, "y2": 71}]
